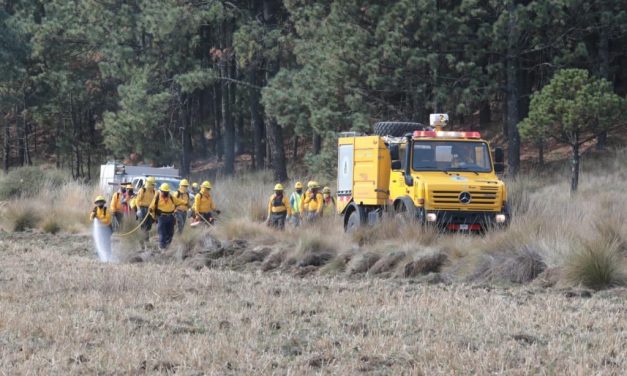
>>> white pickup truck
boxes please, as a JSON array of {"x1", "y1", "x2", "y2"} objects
[{"x1": 99, "y1": 161, "x2": 180, "y2": 194}]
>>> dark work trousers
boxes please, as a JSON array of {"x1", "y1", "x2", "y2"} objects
[
  {"x1": 175, "y1": 211, "x2": 187, "y2": 234},
  {"x1": 138, "y1": 207, "x2": 154, "y2": 241},
  {"x1": 157, "y1": 214, "x2": 175, "y2": 249},
  {"x1": 270, "y1": 212, "x2": 287, "y2": 230}
]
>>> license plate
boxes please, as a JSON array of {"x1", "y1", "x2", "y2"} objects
[{"x1": 459, "y1": 224, "x2": 469, "y2": 230}]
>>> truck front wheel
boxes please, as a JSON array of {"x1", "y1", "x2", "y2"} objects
[{"x1": 344, "y1": 204, "x2": 366, "y2": 232}]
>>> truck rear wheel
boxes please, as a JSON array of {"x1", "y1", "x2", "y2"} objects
[
  {"x1": 373, "y1": 122, "x2": 425, "y2": 137},
  {"x1": 344, "y1": 205, "x2": 366, "y2": 232}
]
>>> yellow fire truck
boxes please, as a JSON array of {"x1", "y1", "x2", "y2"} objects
[{"x1": 336, "y1": 114, "x2": 509, "y2": 231}]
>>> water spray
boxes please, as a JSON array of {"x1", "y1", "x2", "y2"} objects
[{"x1": 92, "y1": 220, "x2": 113, "y2": 262}]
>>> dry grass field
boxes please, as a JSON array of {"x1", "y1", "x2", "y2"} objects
[
  {"x1": 1, "y1": 232, "x2": 626, "y2": 374},
  {"x1": 1, "y1": 149, "x2": 626, "y2": 374}
]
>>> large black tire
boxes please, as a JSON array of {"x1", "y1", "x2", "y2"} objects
[
  {"x1": 395, "y1": 196, "x2": 417, "y2": 223},
  {"x1": 344, "y1": 205, "x2": 366, "y2": 232},
  {"x1": 373, "y1": 122, "x2": 425, "y2": 137}
]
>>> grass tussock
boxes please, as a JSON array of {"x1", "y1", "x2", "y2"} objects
[
  {"x1": 466, "y1": 246, "x2": 546, "y2": 284},
  {"x1": 351, "y1": 217, "x2": 439, "y2": 247},
  {"x1": 42, "y1": 219, "x2": 61, "y2": 234},
  {"x1": 4, "y1": 202, "x2": 40, "y2": 232},
  {"x1": 564, "y1": 237, "x2": 627, "y2": 290},
  {"x1": 217, "y1": 217, "x2": 277, "y2": 241}
]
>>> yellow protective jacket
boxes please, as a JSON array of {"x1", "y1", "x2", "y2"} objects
[
  {"x1": 301, "y1": 190, "x2": 323, "y2": 214},
  {"x1": 193, "y1": 189, "x2": 216, "y2": 214},
  {"x1": 110, "y1": 191, "x2": 124, "y2": 213},
  {"x1": 173, "y1": 189, "x2": 192, "y2": 212},
  {"x1": 149, "y1": 193, "x2": 186, "y2": 219},
  {"x1": 267, "y1": 194, "x2": 292, "y2": 217},
  {"x1": 321, "y1": 196, "x2": 336, "y2": 217},
  {"x1": 136, "y1": 186, "x2": 156, "y2": 208},
  {"x1": 90, "y1": 206, "x2": 112, "y2": 226}
]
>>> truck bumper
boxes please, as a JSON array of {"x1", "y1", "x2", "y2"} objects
[{"x1": 425, "y1": 210, "x2": 509, "y2": 231}]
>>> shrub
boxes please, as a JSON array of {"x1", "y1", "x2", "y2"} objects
[
  {"x1": 42, "y1": 219, "x2": 61, "y2": 234},
  {"x1": 564, "y1": 238, "x2": 626, "y2": 290},
  {"x1": 6, "y1": 204, "x2": 40, "y2": 232},
  {"x1": 0, "y1": 166, "x2": 69, "y2": 200}
]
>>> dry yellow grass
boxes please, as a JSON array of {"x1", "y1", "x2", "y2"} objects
[{"x1": 0, "y1": 232, "x2": 625, "y2": 374}]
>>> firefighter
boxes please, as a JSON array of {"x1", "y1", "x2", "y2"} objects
[
  {"x1": 289, "y1": 181, "x2": 304, "y2": 227},
  {"x1": 135, "y1": 176, "x2": 157, "y2": 241},
  {"x1": 321, "y1": 186, "x2": 336, "y2": 217},
  {"x1": 193, "y1": 181, "x2": 219, "y2": 225},
  {"x1": 189, "y1": 182, "x2": 200, "y2": 218},
  {"x1": 266, "y1": 184, "x2": 292, "y2": 230},
  {"x1": 174, "y1": 179, "x2": 192, "y2": 234},
  {"x1": 124, "y1": 183, "x2": 136, "y2": 216},
  {"x1": 90, "y1": 195, "x2": 112, "y2": 258},
  {"x1": 149, "y1": 183, "x2": 186, "y2": 249},
  {"x1": 110, "y1": 183, "x2": 126, "y2": 231},
  {"x1": 301, "y1": 181, "x2": 323, "y2": 222}
]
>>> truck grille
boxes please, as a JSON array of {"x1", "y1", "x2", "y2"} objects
[{"x1": 431, "y1": 190, "x2": 497, "y2": 206}]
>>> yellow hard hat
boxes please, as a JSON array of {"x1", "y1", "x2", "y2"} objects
[
  {"x1": 202, "y1": 181, "x2": 212, "y2": 189},
  {"x1": 323, "y1": 186, "x2": 331, "y2": 194},
  {"x1": 160, "y1": 183, "x2": 170, "y2": 192},
  {"x1": 295, "y1": 181, "x2": 303, "y2": 189},
  {"x1": 274, "y1": 183, "x2": 284, "y2": 191},
  {"x1": 125, "y1": 183, "x2": 133, "y2": 189},
  {"x1": 310, "y1": 181, "x2": 320, "y2": 189},
  {"x1": 146, "y1": 176, "x2": 156, "y2": 184},
  {"x1": 179, "y1": 179, "x2": 189, "y2": 187},
  {"x1": 94, "y1": 195, "x2": 106, "y2": 203},
  {"x1": 307, "y1": 181, "x2": 315, "y2": 189},
  {"x1": 192, "y1": 182, "x2": 199, "y2": 189}
]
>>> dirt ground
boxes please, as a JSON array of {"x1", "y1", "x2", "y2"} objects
[{"x1": 1, "y1": 232, "x2": 625, "y2": 375}]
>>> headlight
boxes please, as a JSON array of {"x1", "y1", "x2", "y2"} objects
[
  {"x1": 495, "y1": 214, "x2": 506, "y2": 223},
  {"x1": 426, "y1": 213, "x2": 437, "y2": 222}
]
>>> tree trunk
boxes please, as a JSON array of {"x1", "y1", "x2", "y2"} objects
[
  {"x1": 221, "y1": 46, "x2": 235, "y2": 175},
  {"x1": 596, "y1": 7, "x2": 610, "y2": 151},
  {"x1": 479, "y1": 101, "x2": 491, "y2": 129},
  {"x1": 263, "y1": 0, "x2": 287, "y2": 181},
  {"x1": 292, "y1": 136, "x2": 298, "y2": 160},
  {"x1": 250, "y1": 70, "x2": 265, "y2": 169},
  {"x1": 571, "y1": 141, "x2": 580, "y2": 193},
  {"x1": 266, "y1": 118, "x2": 288, "y2": 182},
  {"x1": 3, "y1": 116, "x2": 9, "y2": 174},
  {"x1": 313, "y1": 133, "x2": 321, "y2": 155},
  {"x1": 505, "y1": 0, "x2": 520, "y2": 177}
]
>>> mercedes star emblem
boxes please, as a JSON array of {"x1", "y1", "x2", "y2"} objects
[{"x1": 459, "y1": 191, "x2": 472, "y2": 204}]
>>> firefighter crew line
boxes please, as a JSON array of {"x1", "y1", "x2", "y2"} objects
[{"x1": 90, "y1": 178, "x2": 334, "y2": 250}]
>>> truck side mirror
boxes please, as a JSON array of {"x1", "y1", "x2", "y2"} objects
[
  {"x1": 404, "y1": 174, "x2": 414, "y2": 186},
  {"x1": 494, "y1": 163, "x2": 505, "y2": 174},
  {"x1": 389, "y1": 144, "x2": 399, "y2": 161},
  {"x1": 391, "y1": 160, "x2": 402, "y2": 170},
  {"x1": 494, "y1": 147, "x2": 504, "y2": 164},
  {"x1": 404, "y1": 135, "x2": 413, "y2": 186}
]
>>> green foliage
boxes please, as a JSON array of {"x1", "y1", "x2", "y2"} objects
[
  {"x1": 0, "y1": 167, "x2": 69, "y2": 200},
  {"x1": 519, "y1": 69, "x2": 625, "y2": 145},
  {"x1": 2, "y1": 0, "x2": 627, "y2": 177}
]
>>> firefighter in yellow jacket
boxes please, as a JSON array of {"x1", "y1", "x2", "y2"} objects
[
  {"x1": 90, "y1": 195, "x2": 112, "y2": 258},
  {"x1": 321, "y1": 186, "x2": 336, "y2": 217},
  {"x1": 135, "y1": 177, "x2": 156, "y2": 241},
  {"x1": 173, "y1": 179, "x2": 192, "y2": 234},
  {"x1": 266, "y1": 183, "x2": 292, "y2": 230},
  {"x1": 193, "y1": 181, "x2": 219, "y2": 225},
  {"x1": 149, "y1": 183, "x2": 186, "y2": 249},
  {"x1": 301, "y1": 181, "x2": 323, "y2": 222},
  {"x1": 110, "y1": 183, "x2": 126, "y2": 231}
]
